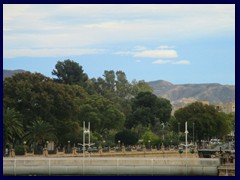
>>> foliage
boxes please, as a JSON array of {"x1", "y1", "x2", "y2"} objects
[
  {"x1": 131, "y1": 80, "x2": 153, "y2": 94},
  {"x1": 5, "y1": 60, "x2": 231, "y2": 150},
  {"x1": 3, "y1": 108, "x2": 24, "y2": 148},
  {"x1": 24, "y1": 119, "x2": 57, "y2": 149},
  {"x1": 141, "y1": 131, "x2": 161, "y2": 147},
  {"x1": 115, "y1": 130, "x2": 138, "y2": 145},
  {"x1": 15, "y1": 145, "x2": 25, "y2": 155},
  {"x1": 79, "y1": 95, "x2": 125, "y2": 134},
  {"x1": 52, "y1": 59, "x2": 88, "y2": 87},
  {"x1": 126, "y1": 92, "x2": 172, "y2": 129},
  {"x1": 174, "y1": 102, "x2": 231, "y2": 141}
]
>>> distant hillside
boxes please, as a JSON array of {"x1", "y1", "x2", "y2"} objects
[
  {"x1": 3, "y1": 69, "x2": 26, "y2": 79},
  {"x1": 148, "y1": 80, "x2": 235, "y2": 106}
]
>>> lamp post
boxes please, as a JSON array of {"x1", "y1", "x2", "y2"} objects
[
  {"x1": 193, "y1": 122, "x2": 195, "y2": 145},
  {"x1": 185, "y1": 122, "x2": 189, "y2": 155},
  {"x1": 148, "y1": 140, "x2": 151, "y2": 149},
  {"x1": 23, "y1": 141, "x2": 26, "y2": 155},
  {"x1": 45, "y1": 141, "x2": 49, "y2": 149},
  {"x1": 12, "y1": 137, "x2": 15, "y2": 149},
  {"x1": 178, "y1": 122, "x2": 180, "y2": 144},
  {"x1": 68, "y1": 140, "x2": 70, "y2": 153},
  {"x1": 162, "y1": 123, "x2": 165, "y2": 141},
  {"x1": 118, "y1": 140, "x2": 120, "y2": 148}
]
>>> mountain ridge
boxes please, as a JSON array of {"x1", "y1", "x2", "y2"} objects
[
  {"x1": 148, "y1": 80, "x2": 235, "y2": 106},
  {"x1": 3, "y1": 69, "x2": 26, "y2": 79}
]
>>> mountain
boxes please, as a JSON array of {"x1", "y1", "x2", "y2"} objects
[
  {"x1": 148, "y1": 80, "x2": 235, "y2": 106},
  {"x1": 3, "y1": 69, "x2": 26, "y2": 80}
]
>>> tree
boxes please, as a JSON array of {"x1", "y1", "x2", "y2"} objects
[
  {"x1": 115, "y1": 71, "x2": 131, "y2": 98},
  {"x1": 78, "y1": 95, "x2": 125, "y2": 135},
  {"x1": 24, "y1": 119, "x2": 57, "y2": 151},
  {"x1": 174, "y1": 102, "x2": 231, "y2": 142},
  {"x1": 115, "y1": 130, "x2": 138, "y2": 145},
  {"x1": 141, "y1": 131, "x2": 161, "y2": 147},
  {"x1": 103, "y1": 70, "x2": 115, "y2": 91},
  {"x1": 3, "y1": 108, "x2": 24, "y2": 148},
  {"x1": 56, "y1": 121, "x2": 82, "y2": 146},
  {"x1": 52, "y1": 59, "x2": 88, "y2": 87},
  {"x1": 126, "y1": 92, "x2": 172, "y2": 129},
  {"x1": 131, "y1": 80, "x2": 153, "y2": 95},
  {"x1": 4, "y1": 72, "x2": 88, "y2": 130}
]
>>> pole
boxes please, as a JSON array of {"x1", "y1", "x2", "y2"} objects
[
  {"x1": 83, "y1": 121, "x2": 85, "y2": 157},
  {"x1": 185, "y1": 121, "x2": 188, "y2": 175},
  {"x1": 88, "y1": 122, "x2": 90, "y2": 149},
  {"x1": 178, "y1": 122, "x2": 180, "y2": 144},
  {"x1": 162, "y1": 123, "x2": 165, "y2": 141},
  {"x1": 193, "y1": 122, "x2": 195, "y2": 145},
  {"x1": 185, "y1": 122, "x2": 188, "y2": 159}
]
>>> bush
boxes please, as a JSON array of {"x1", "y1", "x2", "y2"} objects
[
  {"x1": 34, "y1": 146, "x2": 43, "y2": 154},
  {"x1": 15, "y1": 145, "x2": 25, "y2": 155},
  {"x1": 115, "y1": 130, "x2": 138, "y2": 145}
]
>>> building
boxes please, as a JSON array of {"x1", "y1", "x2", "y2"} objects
[{"x1": 215, "y1": 101, "x2": 235, "y2": 114}]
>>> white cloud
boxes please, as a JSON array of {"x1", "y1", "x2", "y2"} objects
[
  {"x1": 114, "y1": 47, "x2": 178, "y2": 58},
  {"x1": 3, "y1": 4, "x2": 234, "y2": 58},
  {"x1": 172, "y1": 60, "x2": 190, "y2": 64},
  {"x1": 152, "y1": 60, "x2": 190, "y2": 65},
  {"x1": 152, "y1": 60, "x2": 173, "y2": 64},
  {"x1": 134, "y1": 50, "x2": 178, "y2": 58}
]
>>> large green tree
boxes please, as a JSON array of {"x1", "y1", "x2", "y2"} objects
[
  {"x1": 174, "y1": 102, "x2": 231, "y2": 142},
  {"x1": 52, "y1": 59, "x2": 89, "y2": 88},
  {"x1": 78, "y1": 95, "x2": 125, "y2": 135},
  {"x1": 24, "y1": 119, "x2": 57, "y2": 150},
  {"x1": 115, "y1": 130, "x2": 138, "y2": 145},
  {"x1": 126, "y1": 92, "x2": 172, "y2": 129},
  {"x1": 4, "y1": 72, "x2": 89, "y2": 147},
  {"x1": 3, "y1": 108, "x2": 24, "y2": 148}
]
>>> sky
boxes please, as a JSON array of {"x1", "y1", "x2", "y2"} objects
[{"x1": 3, "y1": 4, "x2": 235, "y2": 85}]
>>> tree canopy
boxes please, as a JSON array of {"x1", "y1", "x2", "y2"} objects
[
  {"x1": 174, "y1": 102, "x2": 232, "y2": 142},
  {"x1": 52, "y1": 59, "x2": 88, "y2": 87},
  {"x1": 3, "y1": 59, "x2": 233, "y2": 149},
  {"x1": 126, "y1": 92, "x2": 172, "y2": 129}
]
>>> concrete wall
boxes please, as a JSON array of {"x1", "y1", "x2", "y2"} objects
[{"x1": 3, "y1": 157, "x2": 220, "y2": 176}]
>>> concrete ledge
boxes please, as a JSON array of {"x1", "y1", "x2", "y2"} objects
[{"x1": 3, "y1": 157, "x2": 220, "y2": 176}]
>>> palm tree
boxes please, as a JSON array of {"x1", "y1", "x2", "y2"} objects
[
  {"x1": 24, "y1": 118, "x2": 57, "y2": 152},
  {"x1": 3, "y1": 108, "x2": 24, "y2": 149}
]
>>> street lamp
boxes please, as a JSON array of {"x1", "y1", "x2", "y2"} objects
[
  {"x1": 45, "y1": 141, "x2": 49, "y2": 149},
  {"x1": 148, "y1": 140, "x2": 151, "y2": 149},
  {"x1": 178, "y1": 122, "x2": 180, "y2": 143},
  {"x1": 12, "y1": 137, "x2": 15, "y2": 149},
  {"x1": 161, "y1": 123, "x2": 165, "y2": 141},
  {"x1": 68, "y1": 140, "x2": 70, "y2": 153},
  {"x1": 118, "y1": 140, "x2": 120, "y2": 148},
  {"x1": 193, "y1": 122, "x2": 195, "y2": 145},
  {"x1": 23, "y1": 141, "x2": 26, "y2": 155}
]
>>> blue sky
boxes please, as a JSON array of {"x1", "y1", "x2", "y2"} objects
[{"x1": 3, "y1": 4, "x2": 235, "y2": 85}]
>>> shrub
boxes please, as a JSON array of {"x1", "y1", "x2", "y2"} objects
[
  {"x1": 15, "y1": 145, "x2": 25, "y2": 155},
  {"x1": 115, "y1": 130, "x2": 138, "y2": 145}
]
